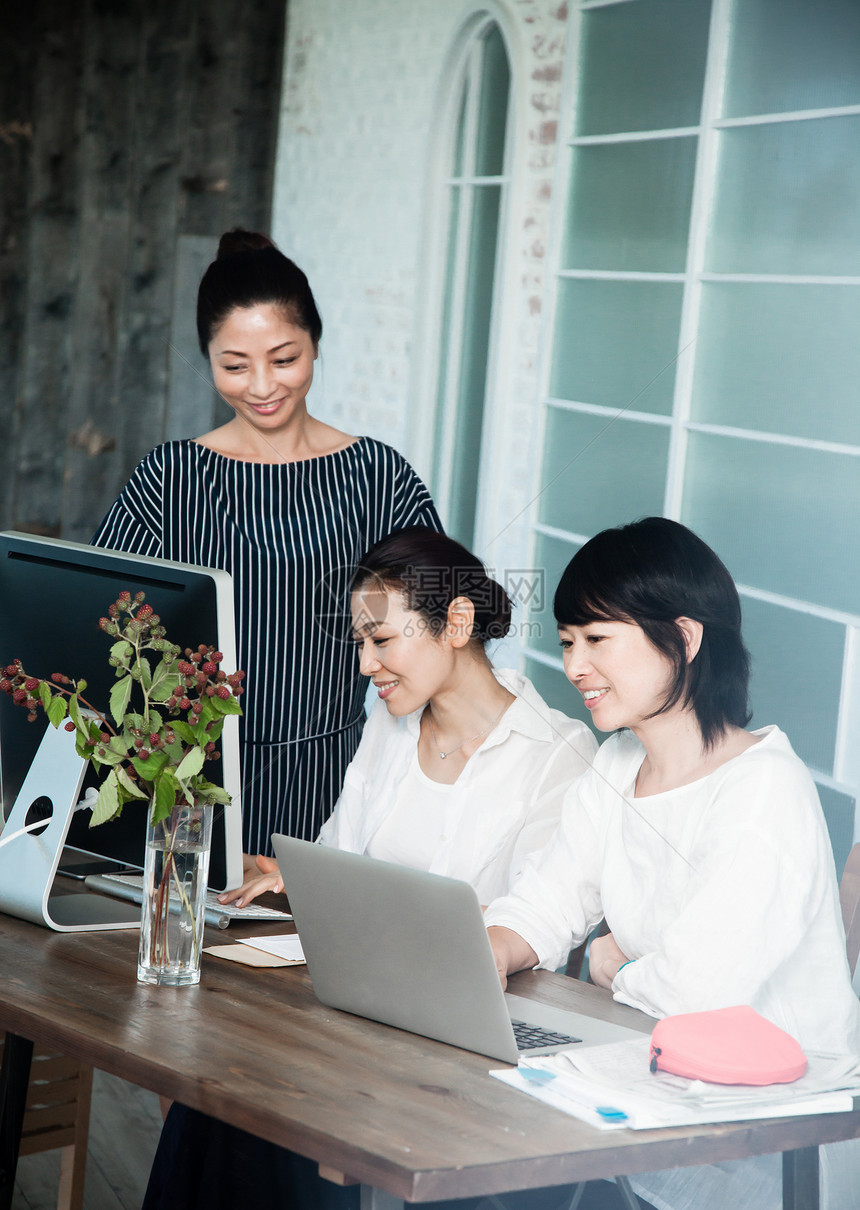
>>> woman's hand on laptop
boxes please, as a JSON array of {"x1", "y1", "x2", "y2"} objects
[
  {"x1": 487, "y1": 926, "x2": 539, "y2": 990},
  {"x1": 218, "y1": 853, "x2": 284, "y2": 908}
]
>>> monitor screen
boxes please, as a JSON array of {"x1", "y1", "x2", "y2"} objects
[{"x1": 0, "y1": 532, "x2": 243, "y2": 891}]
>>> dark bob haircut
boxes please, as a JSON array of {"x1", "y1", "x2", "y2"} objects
[
  {"x1": 553, "y1": 517, "x2": 750, "y2": 747},
  {"x1": 352, "y1": 527, "x2": 512, "y2": 645},
  {"x1": 196, "y1": 229, "x2": 323, "y2": 353}
]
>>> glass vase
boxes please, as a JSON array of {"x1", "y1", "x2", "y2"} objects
[{"x1": 137, "y1": 799, "x2": 213, "y2": 987}]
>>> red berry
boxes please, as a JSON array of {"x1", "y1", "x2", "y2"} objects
[
  {"x1": 205, "y1": 686, "x2": 215, "y2": 697},
  {"x1": 137, "y1": 604, "x2": 153, "y2": 620},
  {"x1": 64, "y1": 720, "x2": 75, "y2": 732},
  {"x1": 215, "y1": 685, "x2": 230, "y2": 699},
  {"x1": 5, "y1": 664, "x2": 20, "y2": 676},
  {"x1": 149, "y1": 733, "x2": 160, "y2": 746},
  {"x1": 191, "y1": 701, "x2": 203, "y2": 715},
  {"x1": 178, "y1": 697, "x2": 191, "y2": 710},
  {"x1": 0, "y1": 679, "x2": 10, "y2": 693},
  {"x1": 119, "y1": 591, "x2": 131, "y2": 602},
  {"x1": 138, "y1": 749, "x2": 150, "y2": 761},
  {"x1": 24, "y1": 677, "x2": 39, "y2": 691},
  {"x1": 12, "y1": 689, "x2": 26, "y2": 703},
  {"x1": 201, "y1": 661, "x2": 217, "y2": 675},
  {"x1": 211, "y1": 651, "x2": 223, "y2": 663}
]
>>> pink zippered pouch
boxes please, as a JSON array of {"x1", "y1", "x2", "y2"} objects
[{"x1": 649, "y1": 1005, "x2": 807, "y2": 1085}]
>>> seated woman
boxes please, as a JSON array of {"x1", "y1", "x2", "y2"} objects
[
  {"x1": 221, "y1": 525, "x2": 596, "y2": 908},
  {"x1": 142, "y1": 527, "x2": 597, "y2": 1210},
  {"x1": 486, "y1": 516, "x2": 860, "y2": 1210}
]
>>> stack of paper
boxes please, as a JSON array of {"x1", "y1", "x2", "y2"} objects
[{"x1": 491, "y1": 1038, "x2": 860, "y2": 1131}]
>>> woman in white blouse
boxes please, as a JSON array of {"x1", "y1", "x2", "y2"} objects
[
  {"x1": 223, "y1": 525, "x2": 596, "y2": 907},
  {"x1": 486, "y1": 516, "x2": 860, "y2": 1210}
]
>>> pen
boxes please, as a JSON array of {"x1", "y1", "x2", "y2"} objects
[
  {"x1": 83, "y1": 873, "x2": 231, "y2": 930},
  {"x1": 520, "y1": 1067, "x2": 629, "y2": 1122}
]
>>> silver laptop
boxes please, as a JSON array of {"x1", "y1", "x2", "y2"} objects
[{"x1": 272, "y1": 835, "x2": 647, "y2": 1064}]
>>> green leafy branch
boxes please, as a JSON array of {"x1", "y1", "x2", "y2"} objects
[{"x1": 1, "y1": 591, "x2": 244, "y2": 827}]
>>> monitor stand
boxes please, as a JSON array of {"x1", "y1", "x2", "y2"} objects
[{"x1": 0, "y1": 723, "x2": 140, "y2": 931}]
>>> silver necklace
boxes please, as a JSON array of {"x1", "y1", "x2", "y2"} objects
[{"x1": 426, "y1": 701, "x2": 508, "y2": 760}]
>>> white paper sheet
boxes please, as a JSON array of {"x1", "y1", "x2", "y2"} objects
[{"x1": 236, "y1": 933, "x2": 306, "y2": 963}]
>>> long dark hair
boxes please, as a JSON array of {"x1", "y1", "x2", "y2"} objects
[
  {"x1": 196, "y1": 229, "x2": 323, "y2": 353},
  {"x1": 352, "y1": 527, "x2": 512, "y2": 645},
  {"x1": 553, "y1": 517, "x2": 751, "y2": 747}
]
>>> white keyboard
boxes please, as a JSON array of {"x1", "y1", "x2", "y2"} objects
[{"x1": 84, "y1": 871, "x2": 293, "y2": 929}]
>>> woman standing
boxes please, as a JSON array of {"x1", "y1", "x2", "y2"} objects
[{"x1": 93, "y1": 230, "x2": 441, "y2": 851}]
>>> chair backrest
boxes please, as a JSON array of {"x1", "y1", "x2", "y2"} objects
[{"x1": 839, "y1": 843, "x2": 860, "y2": 981}]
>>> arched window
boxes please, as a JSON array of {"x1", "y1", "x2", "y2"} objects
[{"x1": 428, "y1": 19, "x2": 512, "y2": 548}]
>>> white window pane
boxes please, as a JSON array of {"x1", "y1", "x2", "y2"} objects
[
  {"x1": 743, "y1": 596, "x2": 841, "y2": 774},
  {"x1": 529, "y1": 531, "x2": 581, "y2": 661},
  {"x1": 475, "y1": 25, "x2": 510, "y2": 177},
  {"x1": 723, "y1": 0, "x2": 860, "y2": 119},
  {"x1": 683, "y1": 431, "x2": 860, "y2": 615},
  {"x1": 574, "y1": 0, "x2": 711, "y2": 136},
  {"x1": 452, "y1": 82, "x2": 468, "y2": 177},
  {"x1": 817, "y1": 785, "x2": 855, "y2": 880},
  {"x1": 707, "y1": 117, "x2": 860, "y2": 276},
  {"x1": 523, "y1": 655, "x2": 587, "y2": 723},
  {"x1": 691, "y1": 283, "x2": 860, "y2": 444},
  {"x1": 447, "y1": 184, "x2": 501, "y2": 544},
  {"x1": 563, "y1": 138, "x2": 697, "y2": 273},
  {"x1": 551, "y1": 279, "x2": 683, "y2": 413},
  {"x1": 540, "y1": 409, "x2": 669, "y2": 536}
]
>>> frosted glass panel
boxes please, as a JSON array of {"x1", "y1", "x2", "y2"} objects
[
  {"x1": 523, "y1": 655, "x2": 590, "y2": 726},
  {"x1": 433, "y1": 188, "x2": 462, "y2": 486},
  {"x1": 574, "y1": 0, "x2": 711, "y2": 136},
  {"x1": 550, "y1": 279, "x2": 684, "y2": 413},
  {"x1": 474, "y1": 25, "x2": 510, "y2": 178},
  {"x1": 452, "y1": 83, "x2": 467, "y2": 177},
  {"x1": 743, "y1": 596, "x2": 841, "y2": 774},
  {"x1": 723, "y1": 0, "x2": 860, "y2": 119},
  {"x1": 683, "y1": 432, "x2": 860, "y2": 614},
  {"x1": 692, "y1": 283, "x2": 860, "y2": 444},
  {"x1": 540, "y1": 408, "x2": 669, "y2": 536},
  {"x1": 817, "y1": 784, "x2": 855, "y2": 880},
  {"x1": 707, "y1": 118, "x2": 860, "y2": 276},
  {"x1": 447, "y1": 184, "x2": 501, "y2": 546},
  {"x1": 563, "y1": 138, "x2": 697, "y2": 272},
  {"x1": 529, "y1": 531, "x2": 582, "y2": 660}
]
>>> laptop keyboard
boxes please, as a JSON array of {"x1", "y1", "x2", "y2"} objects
[
  {"x1": 511, "y1": 1019, "x2": 582, "y2": 1051},
  {"x1": 92, "y1": 871, "x2": 292, "y2": 920}
]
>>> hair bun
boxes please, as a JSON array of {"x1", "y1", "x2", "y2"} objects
[
  {"x1": 471, "y1": 574, "x2": 513, "y2": 642},
  {"x1": 216, "y1": 229, "x2": 276, "y2": 260}
]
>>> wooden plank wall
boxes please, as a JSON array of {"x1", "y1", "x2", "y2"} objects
[{"x1": 0, "y1": 0, "x2": 287, "y2": 543}]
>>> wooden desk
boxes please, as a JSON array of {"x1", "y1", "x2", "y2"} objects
[{"x1": 0, "y1": 907, "x2": 858, "y2": 1209}]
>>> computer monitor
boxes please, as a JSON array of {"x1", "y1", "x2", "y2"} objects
[{"x1": 0, "y1": 531, "x2": 243, "y2": 894}]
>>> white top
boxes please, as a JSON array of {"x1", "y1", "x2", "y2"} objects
[
  {"x1": 484, "y1": 725, "x2": 860, "y2": 1210},
  {"x1": 317, "y1": 670, "x2": 598, "y2": 904},
  {"x1": 366, "y1": 753, "x2": 452, "y2": 870}
]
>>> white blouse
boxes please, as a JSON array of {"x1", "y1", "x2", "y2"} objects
[
  {"x1": 317, "y1": 670, "x2": 597, "y2": 904},
  {"x1": 484, "y1": 725, "x2": 860, "y2": 1209}
]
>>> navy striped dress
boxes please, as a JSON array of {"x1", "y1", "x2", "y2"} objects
[{"x1": 92, "y1": 438, "x2": 441, "y2": 850}]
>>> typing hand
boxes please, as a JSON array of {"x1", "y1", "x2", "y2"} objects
[
  {"x1": 218, "y1": 853, "x2": 284, "y2": 908},
  {"x1": 588, "y1": 931, "x2": 629, "y2": 990}
]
